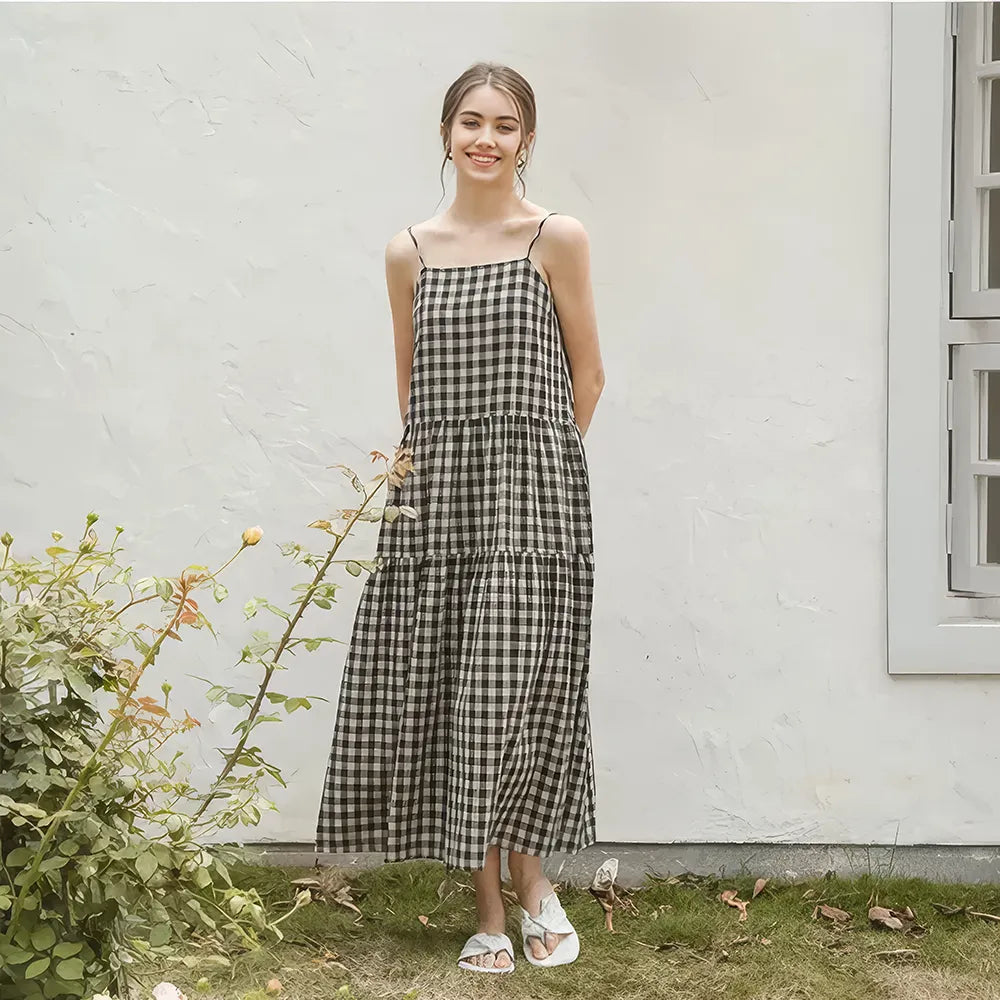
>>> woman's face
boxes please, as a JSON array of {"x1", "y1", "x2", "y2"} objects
[{"x1": 443, "y1": 84, "x2": 531, "y2": 183}]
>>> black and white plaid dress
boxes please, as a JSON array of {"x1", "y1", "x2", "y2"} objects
[{"x1": 315, "y1": 212, "x2": 597, "y2": 871}]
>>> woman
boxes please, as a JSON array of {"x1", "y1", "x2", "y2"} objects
[{"x1": 316, "y1": 61, "x2": 605, "y2": 973}]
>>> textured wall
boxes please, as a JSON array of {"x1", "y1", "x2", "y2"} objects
[{"x1": 6, "y1": 3, "x2": 979, "y2": 849}]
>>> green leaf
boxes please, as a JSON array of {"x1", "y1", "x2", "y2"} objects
[
  {"x1": 213, "y1": 583, "x2": 229, "y2": 602},
  {"x1": 226, "y1": 692, "x2": 253, "y2": 708},
  {"x1": 213, "y1": 857, "x2": 232, "y2": 886},
  {"x1": 31, "y1": 925, "x2": 56, "y2": 951},
  {"x1": 149, "y1": 922, "x2": 171, "y2": 947},
  {"x1": 204, "y1": 684, "x2": 229, "y2": 703},
  {"x1": 284, "y1": 697, "x2": 312, "y2": 713},
  {"x1": 264, "y1": 692, "x2": 287, "y2": 704},
  {"x1": 55, "y1": 957, "x2": 84, "y2": 980},
  {"x1": 0, "y1": 947, "x2": 34, "y2": 964},
  {"x1": 25, "y1": 957, "x2": 50, "y2": 979},
  {"x1": 6, "y1": 847, "x2": 33, "y2": 867},
  {"x1": 344, "y1": 561, "x2": 363, "y2": 577},
  {"x1": 135, "y1": 852, "x2": 158, "y2": 882},
  {"x1": 52, "y1": 942, "x2": 82, "y2": 958}
]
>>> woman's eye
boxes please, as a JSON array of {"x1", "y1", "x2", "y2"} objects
[{"x1": 462, "y1": 121, "x2": 515, "y2": 131}]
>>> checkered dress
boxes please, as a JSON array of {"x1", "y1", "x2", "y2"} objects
[{"x1": 315, "y1": 213, "x2": 597, "y2": 871}]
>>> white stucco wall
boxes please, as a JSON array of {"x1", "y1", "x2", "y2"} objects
[{"x1": 8, "y1": 2, "x2": 986, "y2": 849}]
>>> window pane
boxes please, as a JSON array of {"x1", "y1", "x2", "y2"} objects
[
  {"x1": 993, "y1": 3, "x2": 1000, "y2": 61},
  {"x1": 986, "y1": 189, "x2": 1000, "y2": 287},
  {"x1": 990, "y1": 78, "x2": 1000, "y2": 172},
  {"x1": 979, "y1": 476, "x2": 1000, "y2": 563},
  {"x1": 987, "y1": 372, "x2": 1000, "y2": 460}
]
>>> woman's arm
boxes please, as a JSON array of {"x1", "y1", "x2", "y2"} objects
[
  {"x1": 384, "y1": 232, "x2": 419, "y2": 428},
  {"x1": 543, "y1": 216, "x2": 606, "y2": 437}
]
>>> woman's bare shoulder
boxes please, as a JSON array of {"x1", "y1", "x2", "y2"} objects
[{"x1": 544, "y1": 212, "x2": 588, "y2": 240}]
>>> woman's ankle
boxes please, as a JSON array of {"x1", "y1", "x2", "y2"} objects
[{"x1": 512, "y1": 873, "x2": 552, "y2": 915}]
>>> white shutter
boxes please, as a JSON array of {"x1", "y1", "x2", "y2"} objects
[
  {"x1": 952, "y1": 3, "x2": 1000, "y2": 316},
  {"x1": 950, "y1": 342, "x2": 1000, "y2": 591}
]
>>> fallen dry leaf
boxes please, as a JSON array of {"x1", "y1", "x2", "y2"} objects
[
  {"x1": 869, "y1": 905, "x2": 926, "y2": 936},
  {"x1": 719, "y1": 889, "x2": 748, "y2": 922},
  {"x1": 752, "y1": 878, "x2": 768, "y2": 899},
  {"x1": 970, "y1": 910, "x2": 1000, "y2": 923},
  {"x1": 265, "y1": 979, "x2": 282, "y2": 995},
  {"x1": 589, "y1": 858, "x2": 622, "y2": 931},
  {"x1": 329, "y1": 887, "x2": 360, "y2": 917},
  {"x1": 812, "y1": 903, "x2": 852, "y2": 923}
]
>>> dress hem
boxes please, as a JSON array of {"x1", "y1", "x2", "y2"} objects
[{"x1": 312, "y1": 833, "x2": 598, "y2": 873}]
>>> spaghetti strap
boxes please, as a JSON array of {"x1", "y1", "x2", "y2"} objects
[
  {"x1": 526, "y1": 212, "x2": 558, "y2": 257},
  {"x1": 407, "y1": 226, "x2": 425, "y2": 267}
]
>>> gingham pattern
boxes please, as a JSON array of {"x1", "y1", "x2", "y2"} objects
[{"x1": 315, "y1": 214, "x2": 597, "y2": 871}]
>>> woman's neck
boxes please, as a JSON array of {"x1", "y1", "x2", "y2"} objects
[{"x1": 446, "y1": 185, "x2": 528, "y2": 228}]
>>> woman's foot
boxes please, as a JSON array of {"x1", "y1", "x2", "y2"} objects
[
  {"x1": 462, "y1": 845, "x2": 512, "y2": 969},
  {"x1": 508, "y1": 851, "x2": 575, "y2": 962},
  {"x1": 518, "y1": 880, "x2": 572, "y2": 960},
  {"x1": 460, "y1": 929, "x2": 514, "y2": 969}
]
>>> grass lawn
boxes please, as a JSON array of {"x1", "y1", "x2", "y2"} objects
[{"x1": 133, "y1": 860, "x2": 1000, "y2": 1000}]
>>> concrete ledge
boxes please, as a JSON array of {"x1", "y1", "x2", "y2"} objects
[{"x1": 235, "y1": 842, "x2": 1000, "y2": 886}]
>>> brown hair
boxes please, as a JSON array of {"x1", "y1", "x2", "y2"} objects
[{"x1": 437, "y1": 62, "x2": 537, "y2": 203}]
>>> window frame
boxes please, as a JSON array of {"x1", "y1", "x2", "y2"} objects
[{"x1": 888, "y1": 1, "x2": 1000, "y2": 674}]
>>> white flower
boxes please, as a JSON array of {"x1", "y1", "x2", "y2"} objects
[{"x1": 152, "y1": 982, "x2": 187, "y2": 1000}]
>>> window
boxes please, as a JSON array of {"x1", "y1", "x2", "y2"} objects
[
  {"x1": 888, "y1": 2, "x2": 1000, "y2": 673},
  {"x1": 949, "y1": 3, "x2": 1000, "y2": 597}
]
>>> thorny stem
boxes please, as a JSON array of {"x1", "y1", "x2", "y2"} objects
[{"x1": 190, "y1": 471, "x2": 390, "y2": 823}]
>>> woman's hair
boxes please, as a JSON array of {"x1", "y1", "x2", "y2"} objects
[{"x1": 437, "y1": 62, "x2": 537, "y2": 203}]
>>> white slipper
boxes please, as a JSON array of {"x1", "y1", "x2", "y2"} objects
[
  {"x1": 457, "y1": 931, "x2": 516, "y2": 973},
  {"x1": 520, "y1": 891, "x2": 580, "y2": 967}
]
